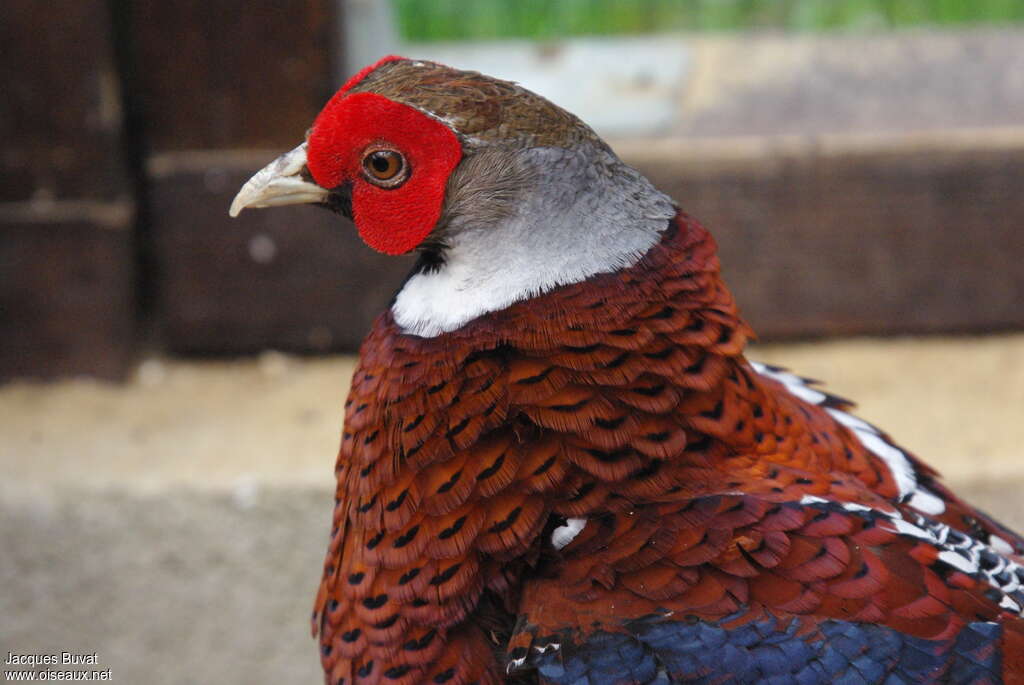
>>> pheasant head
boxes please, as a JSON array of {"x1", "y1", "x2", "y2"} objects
[{"x1": 231, "y1": 56, "x2": 674, "y2": 336}]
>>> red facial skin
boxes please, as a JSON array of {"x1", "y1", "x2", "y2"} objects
[{"x1": 306, "y1": 66, "x2": 462, "y2": 256}]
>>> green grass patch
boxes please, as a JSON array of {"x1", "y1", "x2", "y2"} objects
[{"x1": 395, "y1": 0, "x2": 1024, "y2": 42}]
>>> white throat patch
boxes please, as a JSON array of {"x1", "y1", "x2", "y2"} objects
[{"x1": 391, "y1": 145, "x2": 675, "y2": 337}]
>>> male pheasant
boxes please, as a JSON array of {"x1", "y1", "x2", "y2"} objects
[{"x1": 230, "y1": 57, "x2": 1024, "y2": 684}]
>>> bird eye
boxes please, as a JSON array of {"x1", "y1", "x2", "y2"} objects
[{"x1": 361, "y1": 149, "x2": 408, "y2": 187}]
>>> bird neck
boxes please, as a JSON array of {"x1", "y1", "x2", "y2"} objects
[{"x1": 390, "y1": 144, "x2": 677, "y2": 337}]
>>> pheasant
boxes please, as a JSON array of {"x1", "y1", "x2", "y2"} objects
[{"x1": 229, "y1": 56, "x2": 1024, "y2": 684}]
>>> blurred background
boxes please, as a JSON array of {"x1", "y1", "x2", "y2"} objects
[{"x1": 3, "y1": 1, "x2": 1024, "y2": 682}]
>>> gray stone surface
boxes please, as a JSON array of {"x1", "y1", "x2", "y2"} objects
[
  {"x1": 4, "y1": 479, "x2": 1018, "y2": 684},
  {"x1": 2, "y1": 335, "x2": 1024, "y2": 682},
  {"x1": 1, "y1": 486, "x2": 329, "y2": 684}
]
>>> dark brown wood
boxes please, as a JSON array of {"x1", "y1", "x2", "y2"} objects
[
  {"x1": 149, "y1": 152, "x2": 414, "y2": 353},
  {"x1": 627, "y1": 137, "x2": 1024, "y2": 339},
  {"x1": 0, "y1": 1, "x2": 128, "y2": 202},
  {"x1": 0, "y1": 0, "x2": 350, "y2": 378},
  {"x1": 0, "y1": 1, "x2": 137, "y2": 380},
  {"x1": 0, "y1": 204, "x2": 135, "y2": 380},
  {"x1": 149, "y1": 138, "x2": 1024, "y2": 355},
  {"x1": 131, "y1": 0, "x2": 337, "y2": 151}
]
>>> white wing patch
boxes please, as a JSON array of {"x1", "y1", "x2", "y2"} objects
[
  {"x1": 551, "y1": 517, "x2": 587, "y2": 550},
  {"x1": 750, "y1": 365, "x2": 828, "y2": 405},
  {"x1": 750, "y1": 361, "x2": 945, "y2": 516},
  {"x1": 991, "y1": 535, "x2": 1015, "y2": 556},
  {"x1": 892, "y1": 511, "x2": 1024, "y2": 614},
  {"x1": 905, "y1": 488, "x2": 946, "y2": 517}
]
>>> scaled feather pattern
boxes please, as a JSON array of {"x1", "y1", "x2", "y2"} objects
[
  {"x1": 230, "y1": 57, "x2": 1024, "y2": 685},
  {"x1": 313, "y1": 218, "x2": 1024, "y2": 684}
]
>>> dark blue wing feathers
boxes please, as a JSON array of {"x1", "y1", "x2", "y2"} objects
[{"x1": 531, "y1": 613, "x2": 1003, "y2": 684}]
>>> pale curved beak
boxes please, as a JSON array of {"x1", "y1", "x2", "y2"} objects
[{"x1": 228, "y1": 143, "x2": 329, "y2": 217}]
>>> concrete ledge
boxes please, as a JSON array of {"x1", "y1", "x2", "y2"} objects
[
  {"x1": 2, "y1": 478, "x2": 1020, "y2": 684},
  {"x1": 4, "y1": 336, "x2": 1024, "y2": 489},
  {"x1": 1, "y1": 485, "x2": 329, "y2": 684},
  {"x1": 3, "y1": 335, "x2": 1024, "y2": 682}
]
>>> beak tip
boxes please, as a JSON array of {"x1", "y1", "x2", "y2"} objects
[
  {"x1": 225, "y1": 143, "x2": 325, "y2": 219},
  {"x1": 229, "y1": 178, "x2": 259, "y2": 218}
]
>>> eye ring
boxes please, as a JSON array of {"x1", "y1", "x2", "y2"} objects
[{"x1": 361, "y1": 147, "x2": 409, "y2": 188}]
